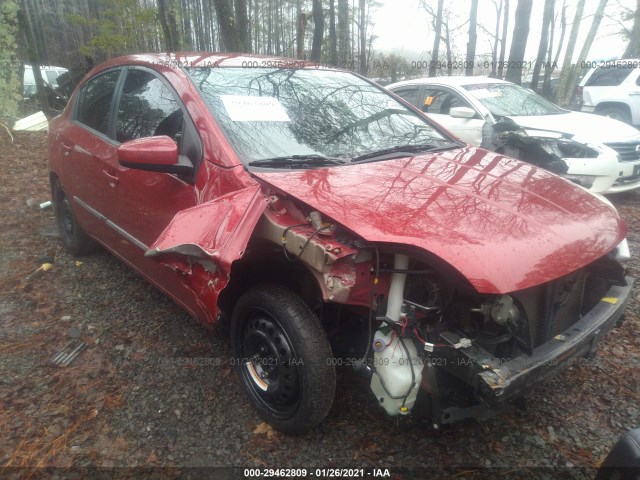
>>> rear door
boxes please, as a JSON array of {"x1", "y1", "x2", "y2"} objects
[{"x1": 60, "y1": 68, "x2": 123, "y2": 246}]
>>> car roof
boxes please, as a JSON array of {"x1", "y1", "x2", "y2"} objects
[
  {"x1": 388, "y1": 76, "x2": 510, "y2": 89},
  {"x1": 91, "y1": 52, "x2": 332, "y2": 72}
]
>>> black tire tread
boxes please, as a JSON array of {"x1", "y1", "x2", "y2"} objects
[
  {"x1": 52, "y1": 179, "x2": 96, "y2": 256},
  {"x1": 231, "y1": 284, "x2": 336, "y2": 435}
]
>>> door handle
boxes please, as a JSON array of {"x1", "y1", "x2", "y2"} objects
[
  {"x1": 629, "y1": 91, "x2": 640, "y2": 96},
  {"x1": 62, "y1": 143, "x2": 72, "y2": 157},
  {"x1": 102, "y1": 170, "x2": 119, "y2": 187}
]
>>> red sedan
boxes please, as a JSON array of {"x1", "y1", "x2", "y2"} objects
[{"x1": 48, "y1": 53, "x2": 633, "y2": 434}]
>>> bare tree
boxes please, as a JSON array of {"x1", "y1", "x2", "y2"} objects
[
  {"x1": 562, "y1": 0, "x2": 608, "y2": 105},
  {"x1": 505, "y1": 0, "x2": 533, "y2": 84},
  {"x1": 213, "y1": 0, "x2": 242, "y2": 51},
  {"x1": 337, "y1": 0, "x2": 349, "y2": 62},
  {"x1": 488, "y1": 0, "x2": 503, "y2": 77},
  {"x1": 465, "y1": 0, "x2": 478, "y2": 75},
  {"x1": 542, "y1": 0, "x2": 567, "y2": 97},
  {"x1": 530, "y1": 0, "x2": 555, "y2": 90},
  {"x1": 420, "y1": 0, "x2": 444, "y2": 77},
  {"x1": 17, "y1": 0, "x2": 53, "y2": 118},
  {"x1": 158, "y1": 0, "x2": 181, "y2": 51},
  {"x1": 358, "y1": 0, "x2": 366, "y2": 74},
  {"x1": 623, "y1": 0, "x2": 640, "y2": 58},
  {"x1": 329, "y1": 0, "x2": 337, "y2": 64},
  {"x1": 554, "y1": 0, "x2": 586, "y2": 104},
  {"x1": 497, "y1": 0, "x2": 509, "y2": 78},
  {"x1": 310, "y1": 0, "x2": 323, "y2": 62},
  {"x1": 234, "y1": 0, "x2": 250, "y2": 52}
]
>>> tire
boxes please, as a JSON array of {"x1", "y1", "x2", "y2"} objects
[
  {"x1": 596, "y1": 105, "x2": 632, "y2": 124},
  {"x1": 231, "y1": 284, "x2": 336, "y2": 434},
  {"x1": 52, "y1": 179, "x2": 95, "y2": 255}
]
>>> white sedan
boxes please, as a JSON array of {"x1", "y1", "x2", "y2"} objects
[{"x1": 387, "y1": 76, "x2": 640, "y2": 194}]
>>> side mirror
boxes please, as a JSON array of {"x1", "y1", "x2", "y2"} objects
[
  {"x1": 118, "y1": 136, "x2": 193, "y2": 176},
  {"x1": 449, "y1": 107, "x2": 477, "y2": 119}
]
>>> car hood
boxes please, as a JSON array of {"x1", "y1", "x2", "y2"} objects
[
  {"x1": 509, "y1": 111, "x2": 640, "y2": 143},
  {"x1": 253, "y1": 146, "x2": 626, "y2": 294}
]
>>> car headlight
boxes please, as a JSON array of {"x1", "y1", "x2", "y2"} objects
[
  {"x1": 557, "y1": 139, "x2": 598, "y2": 158},
  {"x1": 563, "y1": 174, "x2": 596, "y2": 188}
]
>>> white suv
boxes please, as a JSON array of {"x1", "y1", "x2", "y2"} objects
[{"x1": 578, "y1": 60, "x2": 640, "y2": 126}]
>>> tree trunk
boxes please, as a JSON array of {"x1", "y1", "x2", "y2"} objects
[
  {"x1": 329, "y1": 0, "x2": 337, "y2": 65},
  {"x1": 443, "y1": 21, "x2": 452, "y2": 76},
  {"x1": 505, "y1": 0, "x2": 533, "y2": 84},
  {"x1": 0, "y1": 0, "x2": 21, "y2": 124},
  {"x1": 497, "y1": 0, "x2": 509, "y2": 78},
  {"x1": 158, "y1": 0, "x2": 181, "y2": 51},
  {"x1": 490, "y1": 0, "x2": 503, "y2": 77},
  {"x1": 562, "y1": 0, "x2": 608, "y2": 105},
  {"x1": 429, "y1": 0, "x2": 444, "y2": 77},
  {"x1": 530, "y1": 0, "x2": 554, "y2": 91},
  {"x1": 359, "y1": 0, "x2": 366, "y2": 74},
  {"x1": 296, "y1": 0, "x2": 304, "y2": 59},
  {"x1": 213, "y1": 0, "x2": 242, "y2": 51},
  {"x1": 465, "y1": 0, "x2": 478, "y2": 75},
  {"x1": 623, "y1": 0, "x2": 640, "y2": 58},
  {"x1": 234, "y1": 0, "x2": 250, "y2": 52},
  {"x1": 310, "y1": 0, "x2": 323, "y2": 62},
  {"x1": 17, "y1": 2, "x2": 53, "y2": 119},
  {"x1": 554, "y1": 0, "x2": 585, "y2": 104},
  {"x1": 181, "y1": 0, "x2": 193, "y2": 49},
  {"x1": 338, "y1": 0, "x2": 349, "y2": 63}
]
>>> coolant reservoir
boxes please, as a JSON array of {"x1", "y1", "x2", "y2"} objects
[{"x1": 370, "y1": 326, "x2": 423, "y2": 416}]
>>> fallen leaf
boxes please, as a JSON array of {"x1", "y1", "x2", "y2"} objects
[{"x1": 253, "y1": 422, "x2": 276, "y2": 439}]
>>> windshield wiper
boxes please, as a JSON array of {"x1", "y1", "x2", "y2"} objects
[
  {"x1": 350, "y1": 142, "x2": 461, "y2": 163},
  {"x1": 249, "y1": 154, "x2": 346, "y2": 168}
]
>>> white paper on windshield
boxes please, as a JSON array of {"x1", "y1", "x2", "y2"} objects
[
  {"x1": 221, "y1": 95, "x2": 291, "y2": 122},
  {"x1": 470, "y1": 89, "x2": 500, "y2": 99}
]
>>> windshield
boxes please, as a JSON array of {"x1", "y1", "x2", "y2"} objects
[
  {"x1": 463, "y1": 82, "x2": 566, "y2": 116},
  {"x1": 187, "y1": 67, "x2": 452, "y2": 166}
]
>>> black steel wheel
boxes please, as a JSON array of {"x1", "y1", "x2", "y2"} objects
[
  {"x1": 53, "y1": 179, "x2": 95, "y2": 255},
  {"x1": 231, "y1": 284, "x2": 335, "y2": 434}
]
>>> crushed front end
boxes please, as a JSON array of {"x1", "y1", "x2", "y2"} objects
[{"x1": 365, "y1": 251, "x2": 632, "y2": 426}]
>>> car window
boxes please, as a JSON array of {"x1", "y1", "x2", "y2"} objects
[
  {"x1": 391, "y1": 86, "x2": 421, "y2": 106},
  {"x1": 585, "y1": 65, "x2": 636, "y2": 87},
  {"x1": 463, "y1": 82, "x2": 565, "y2": 116},
  {"x1": 116, "y1": 69, "x2": 183, "y2": 143},
  {"x1": 76, "y1": 70, "x2": 121, "y2": 136},
  {"x1": 187, "y1": 67, "x2": 451, "y2": 165},
  {"x1": 421, "y1": 88, "x2": 471, "y2": 114}
]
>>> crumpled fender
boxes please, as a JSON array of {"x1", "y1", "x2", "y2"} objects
[{"x1": 146, "y1": 185, "x2": 267, "y2": 273}]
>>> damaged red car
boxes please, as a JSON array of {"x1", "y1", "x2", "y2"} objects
[{"x1": 48, "y1": 53, "x2": 633, "y2": 434}]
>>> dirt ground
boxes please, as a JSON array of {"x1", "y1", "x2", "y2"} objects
[{"x1": 1, "y1": 130, "x2": 639, "y2": 479}]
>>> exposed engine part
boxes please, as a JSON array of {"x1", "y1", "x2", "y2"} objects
[
  {"x1": 490, "y1": 295, "x2": 519, "y2": 326},
  {"x1": 308, "y1": 210, "x2": 333, "y2": 235},
  {"x1": 480, "y1": 117, "x2": 607, "y2": 176},
  {"x1": 369, "y1": 325, "x2": 422, "y2": 416}
]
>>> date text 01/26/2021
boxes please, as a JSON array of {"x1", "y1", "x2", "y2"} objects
[{"x1": 243, "y1": 468, "x2": 392, "y2": 477}]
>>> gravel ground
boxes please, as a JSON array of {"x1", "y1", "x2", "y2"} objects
[{"x1": 1, "y1": 131, "x2": 639, "y2": 479}]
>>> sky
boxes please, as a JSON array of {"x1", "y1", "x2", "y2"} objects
[{"x1": 370, "y1": 0, "x2": 635, "y2": 64}]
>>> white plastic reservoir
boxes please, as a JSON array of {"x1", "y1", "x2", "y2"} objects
[{"x1": 370, "y1": 327, "x2": 423, "y2": 416}]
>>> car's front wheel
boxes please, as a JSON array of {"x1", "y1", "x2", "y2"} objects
[
  {"x1": 231, "y1": 284, "x2": 335, "y2": 434},
  {"x1": 52, "y1": 179, "x2": 95, "y2": 255}
]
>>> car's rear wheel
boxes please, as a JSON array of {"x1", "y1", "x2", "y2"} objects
[
  {"x1": 231, "y1": 284, "x2": 335, "y2": 434},
  {"x1": 596, "y1": 105, "x2": 632, "y2": 124},
  {"x1": 53, "y1": 179, "x2": 95, "y2": 255}
]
